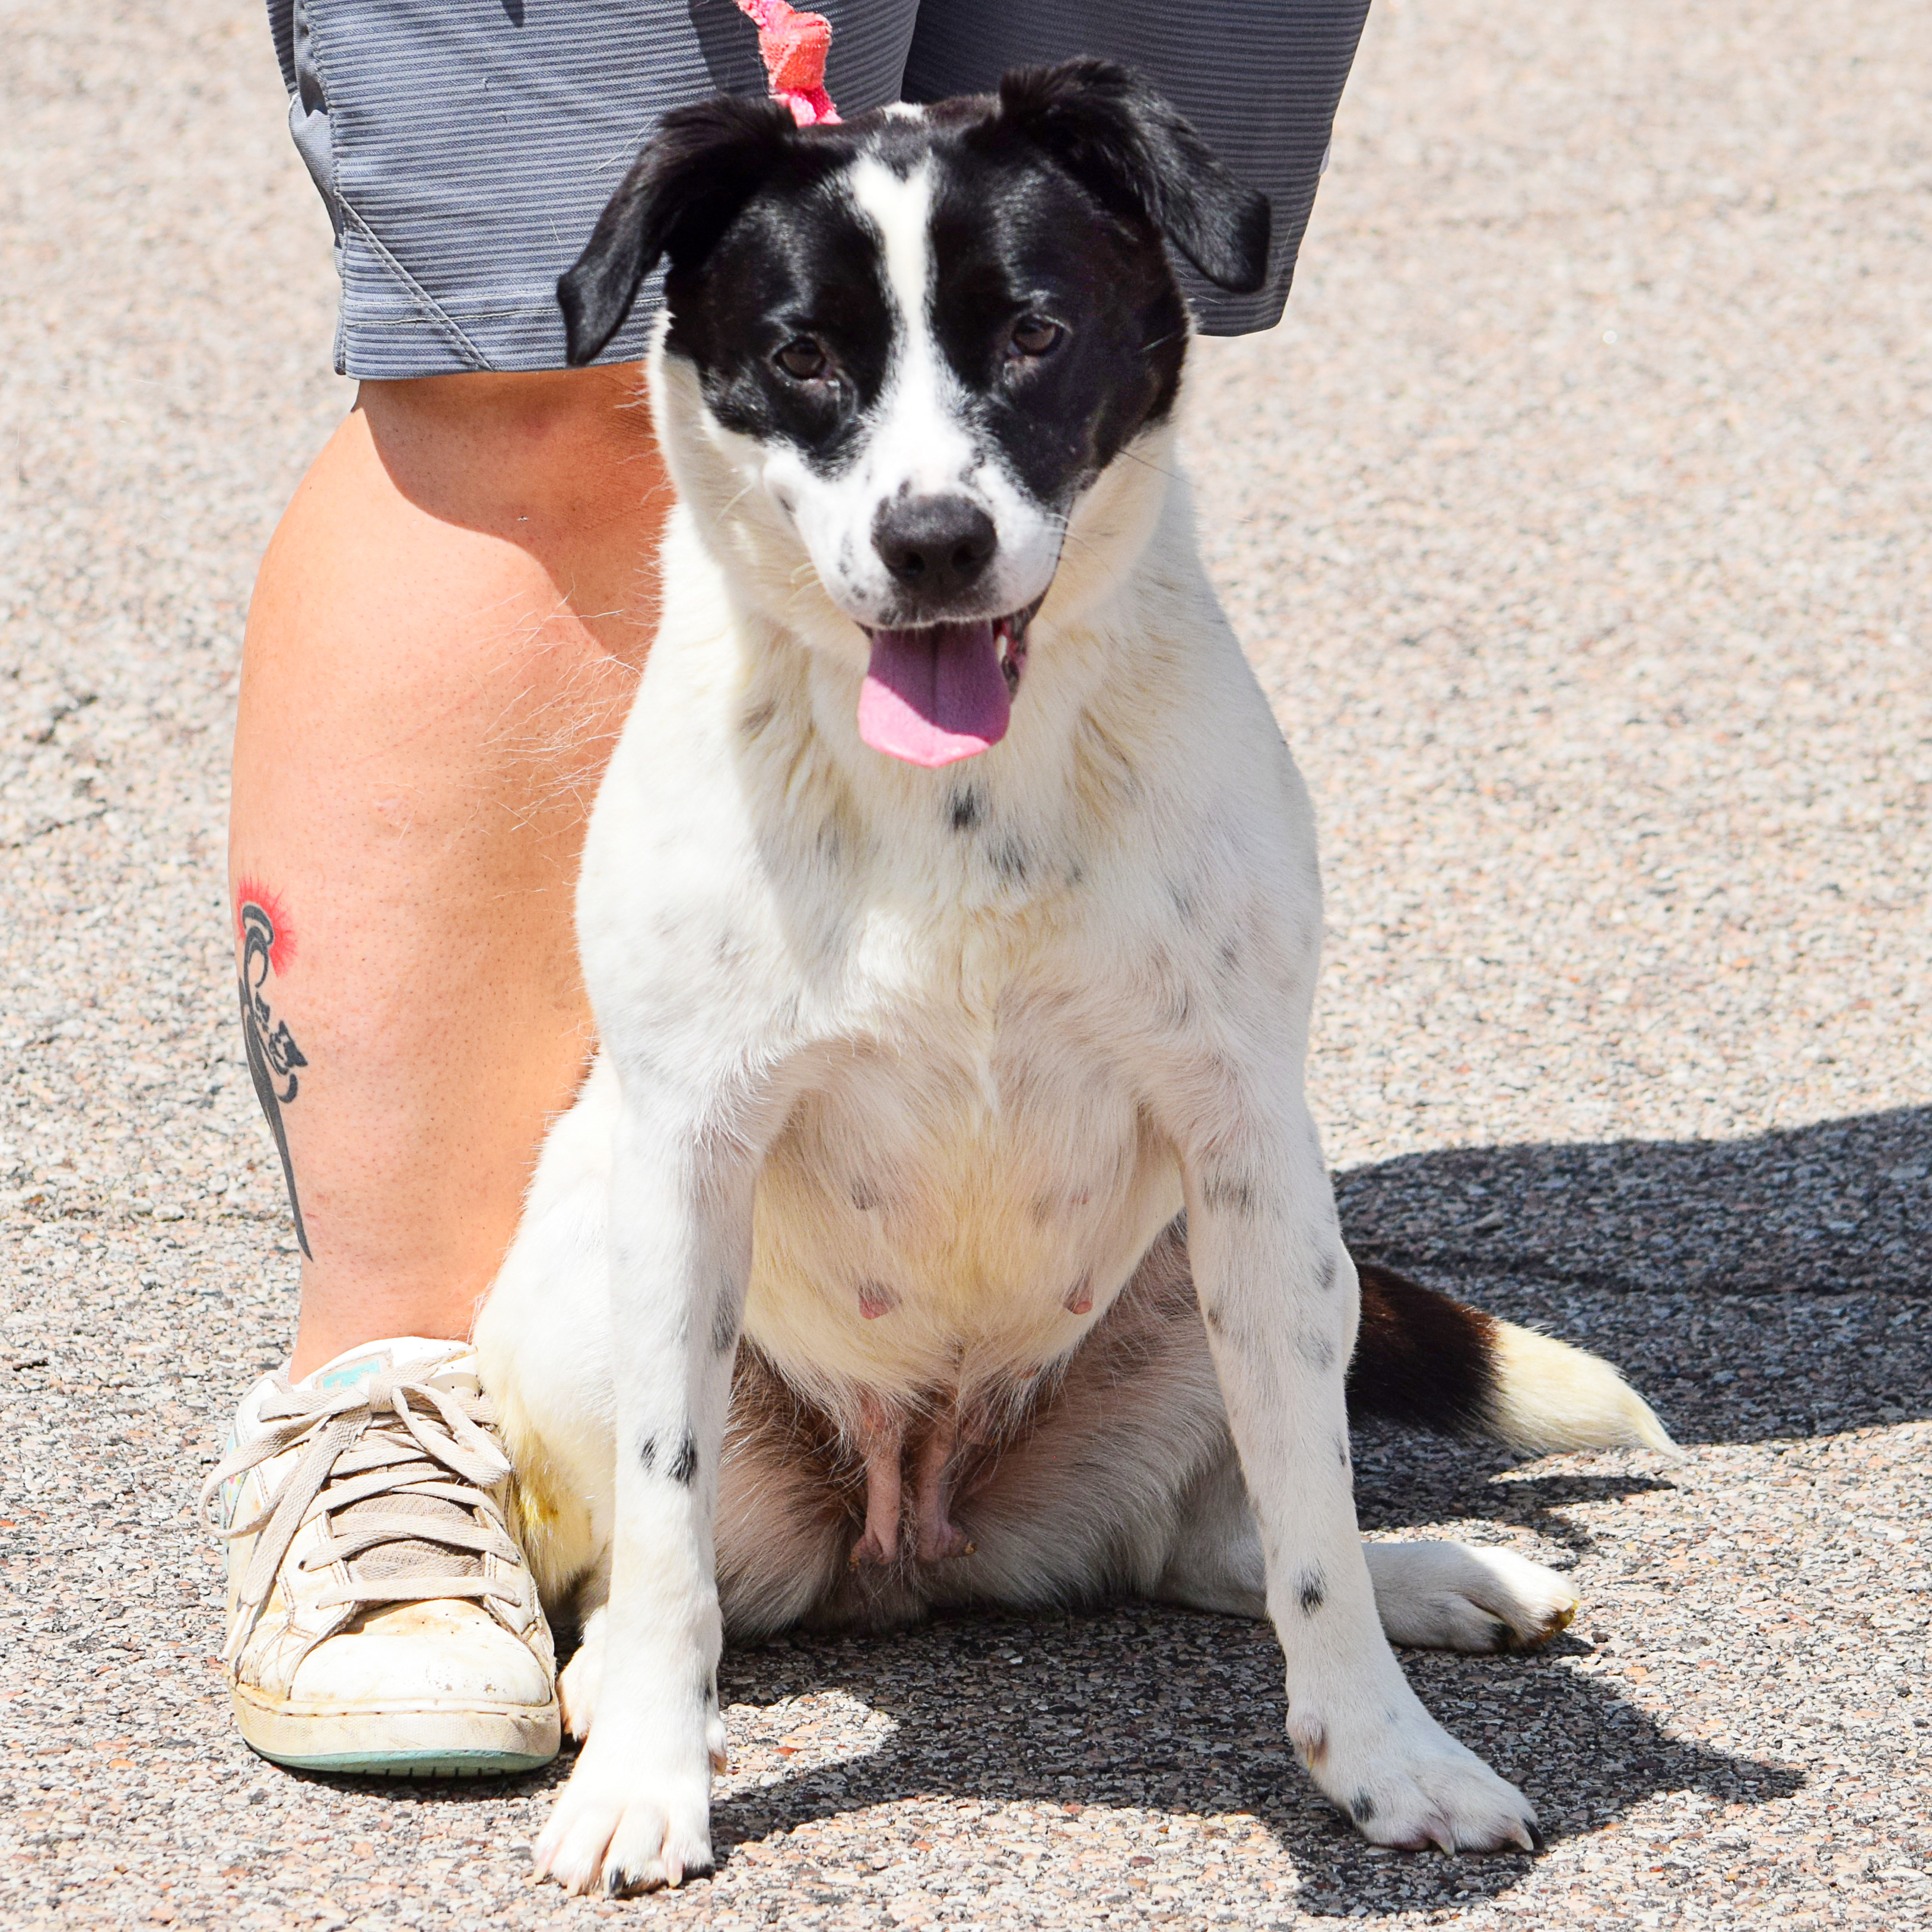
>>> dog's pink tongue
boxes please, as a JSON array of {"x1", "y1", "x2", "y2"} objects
[{"x1": 858, "y1": 621, "x2": 1011, "y2": 767}]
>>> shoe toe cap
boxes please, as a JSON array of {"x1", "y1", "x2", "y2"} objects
[{"x1": 290, "y1": 1600, "x2": 552, "y2": 1708}]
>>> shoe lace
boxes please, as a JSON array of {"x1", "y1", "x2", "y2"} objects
[{"x1": 199, "y1": 1357, "x2": 526, "y2": 1665}]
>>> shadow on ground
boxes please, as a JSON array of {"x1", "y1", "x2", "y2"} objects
[
  {"x1": 346, "y1": 1598, "x2": 1797, "y2": 1918},
  {"x1": 627, "y1": 1607, "x2": 1797, "y2": 1914},
  {"x1": 1337, "y1": 1106, "x2": 1932, "y2": 1444},
  {"x1": 1337, "y1": 1105, "x2": 1930, "y2": 1299}
]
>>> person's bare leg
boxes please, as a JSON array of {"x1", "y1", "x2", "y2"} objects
[{"x1": 228, "y1": 364, "x2": 665, "y2": 1377}]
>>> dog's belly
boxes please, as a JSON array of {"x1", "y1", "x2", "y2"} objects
[{"x1": 741, "y1": 1032, "x2": 1184, "y2": 1414}]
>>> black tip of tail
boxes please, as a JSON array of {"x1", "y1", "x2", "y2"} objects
[{"x1": 1345, "y1": 1261, "x2": 1501, "y2": 1437}]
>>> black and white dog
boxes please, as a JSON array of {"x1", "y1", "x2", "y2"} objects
[{"x1": 474, "y1": 62, "x2": 1672, "y2": 1895}]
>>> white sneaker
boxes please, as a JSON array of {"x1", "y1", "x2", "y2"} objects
[{"x1": 202, "y1": 1337, "x2": 560, "y2": 1777}]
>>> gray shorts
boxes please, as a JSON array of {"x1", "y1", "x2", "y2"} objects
[{"x1": 269, "y1": 0, "x2": 1369, "y2": 378}]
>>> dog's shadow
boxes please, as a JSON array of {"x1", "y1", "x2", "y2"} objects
[
  {"x1": 676, "y1": 1593, "x2": 1796, "y2": 1915},
  {"x1": 1336, "y1": 1103, "x2": 1932, "y2": 1442},
  {"x1": 497, "y1": 1419, "x2": 1792, "y2": 1914}
]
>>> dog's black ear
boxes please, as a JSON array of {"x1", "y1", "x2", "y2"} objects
[
  {"x1": 996, "y1": 58, "x2": 1272, "y2": 294},
  {"x1": 558, "y1": 94, "x2": 799, "y2": 367}
]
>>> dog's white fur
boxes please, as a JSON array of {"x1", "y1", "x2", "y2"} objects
[{"x1": 474, "y1": 158, "x2": 1600, "y2": 1891}]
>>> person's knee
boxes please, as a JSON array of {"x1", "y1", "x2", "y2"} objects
[
  {"x1": 361, "y1": 363, "x2": 649, "y2": 431},
  {"x1": 355, "y1": 363, "x2": 663, "y2": 529}
]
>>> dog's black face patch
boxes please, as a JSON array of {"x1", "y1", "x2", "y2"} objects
[
  {"x1": 662, "y1": 112, "x2": 1189, "y2": 511},
  {"x1": 665, "y1": 164, "x2": 898, "y2": 476},
  {"x1": 925, "y1": 135, "x2": 1189, "y2": 503}
]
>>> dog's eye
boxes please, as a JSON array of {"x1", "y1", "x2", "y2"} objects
[
  {"x1": 774, "y1": 337, "x2": 830, "y2": 382},
  {"x1": 1008, "y1": 316, "x2": 1064, "y2": 360}
]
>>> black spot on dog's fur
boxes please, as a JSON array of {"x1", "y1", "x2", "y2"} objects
[
  {"x1": 992, "y1": 838, "x2": 1029, "y2": 884},
  {"x1": 1351, "y1": 1791, "x2": 1376, "y2": 1824},
  {"x1": 1202, "y1": 1175, "x2": 1256, "y2": 1215},
  {"x1": 712, "y1": 1288, "x2": 741, "y2": 1357},
  {"x1": 641, "y1": 1431, "x2": 700, "y2": 1483},
  {"x1": 1298, "y1": 1572, "x2": 1326, "y2": 1615},
  {"x1": 949, "y1": 786, "x2": 983, "y2": 832}
]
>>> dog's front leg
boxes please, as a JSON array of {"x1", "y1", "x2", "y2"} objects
[
  {"x1": 532, "y1": 1106, "x2": 754, "y2": 1896},
  {"x1": 1184, "y1": 1105, "x2": 1541, "y2": 1852}
]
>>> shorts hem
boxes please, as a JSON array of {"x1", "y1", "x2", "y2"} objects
[{"x1": 333, "y1": 284, "x2": 661, "y2": 380}]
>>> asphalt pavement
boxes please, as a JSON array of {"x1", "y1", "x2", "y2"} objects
[{"x1": 3, "y1": 0, "x2": 1928, "y2": 1926}]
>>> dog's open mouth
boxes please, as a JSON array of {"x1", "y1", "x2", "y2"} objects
[{"x1": 857, "y1": 602, "x2": 1040, "y2": 768}]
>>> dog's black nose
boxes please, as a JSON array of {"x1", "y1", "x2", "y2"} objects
[{"x1": 874, "y1": 495, "x2": 997, "y2": 603}]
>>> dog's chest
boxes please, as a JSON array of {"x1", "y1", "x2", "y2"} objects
[{"x1": 739, "y1": 932, "x2": 1186, "y2": 1413}]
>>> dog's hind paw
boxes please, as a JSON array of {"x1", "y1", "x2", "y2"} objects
[
  {"x1": 558, "y1": 1609, "x2": 606, "y2": 1740},
  {"x1": 1365, "y1": 1540, "x2": 1578, "y2": 1654}
]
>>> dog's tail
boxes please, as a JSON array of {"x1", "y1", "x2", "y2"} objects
[{"x1": 1346, "y1": 1261, "x2": 1677, "y2": 1454}]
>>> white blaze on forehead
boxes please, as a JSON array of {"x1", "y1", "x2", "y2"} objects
[
  {"x1": 844, "y1": 155, "x2": 975, "y2": 498},
  {"x1": 847, "y1": 154, "x2": 931, "y2": 328}
]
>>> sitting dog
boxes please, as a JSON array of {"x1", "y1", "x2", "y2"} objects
[{"x1": 473, "y1": 61, "x2": 1672, "y2": 1895}]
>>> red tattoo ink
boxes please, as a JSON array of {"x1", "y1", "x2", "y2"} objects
[{"x1": 234, "y1": 876, "x2": 295, "y2": 976}]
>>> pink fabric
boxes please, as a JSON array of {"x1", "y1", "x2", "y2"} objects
[{"x1": 734, "y1": 0, "x2": 840, "y2": 125}]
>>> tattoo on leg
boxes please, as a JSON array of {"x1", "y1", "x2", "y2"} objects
[{"x1": 236, "y1": 885, "x2": 311, "y2": 1258}]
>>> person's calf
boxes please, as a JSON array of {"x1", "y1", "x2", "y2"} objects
[{"x1": 230, "y1": 364, "x2": 665, "y2": 1374}]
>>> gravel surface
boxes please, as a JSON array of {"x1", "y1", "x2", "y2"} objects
[{"x1": 3, "y1": 1, "x2": 1928, "y2": 1927}]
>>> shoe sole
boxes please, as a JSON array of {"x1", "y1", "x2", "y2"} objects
[{"x1": 233, "y1": 1684, "x2": 561, "y2": 1779}]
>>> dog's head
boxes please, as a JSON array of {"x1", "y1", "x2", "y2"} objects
[{"x1": 560, "y1": 60, "x2": 1269, "y2": 768}]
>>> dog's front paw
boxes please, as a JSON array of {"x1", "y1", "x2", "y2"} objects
[
  {"x1": 1292, "y1": 1696, "x2": 1540, "y2": 1853},
  {"x1": 533, "y1": 1728, "x2": 720, "y2": 1895},
  {"x1": 1365, "y1": 1540, "x2": 1578, "y2": 1654}
]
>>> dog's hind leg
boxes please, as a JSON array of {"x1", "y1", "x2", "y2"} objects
[
  {"x1": 1149, "y1": 1449, "x2": 1578, "y2": 1653},
  {"x1": 558, "y1": 1571, "x2": 611, "y2": 1741},
  {"x1": 1144, "y1": 1340, "x2": 1581, "y2": 1651},
  {"x1": 476, "y1": 1057, "x2": 622, "y2": 1616},
  {"x1": 1151, "y1": 1450, "x2": 1267, "y2": 1618}
]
